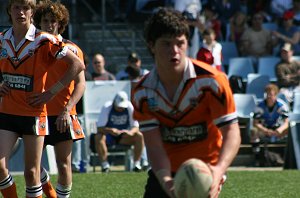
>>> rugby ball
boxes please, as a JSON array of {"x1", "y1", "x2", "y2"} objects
[{"x1": 174, "y1": 158, "x2": 213, "y2": 198}]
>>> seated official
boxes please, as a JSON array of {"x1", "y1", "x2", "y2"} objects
[{"x1": 95, "y1": 91, "x2": 145, "y2": 172}]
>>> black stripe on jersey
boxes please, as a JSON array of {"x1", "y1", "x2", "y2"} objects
[
  {"x1": 216, "y1": 117, "x2": 238, "y2": 128},
  {"x1": 193, "y1": 63, "x2": 214, "y2": 76}
]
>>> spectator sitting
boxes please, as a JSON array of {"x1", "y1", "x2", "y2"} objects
[
  {"x1": 116, "y1": 52, "x2": 149, "y2": 80},
  {"x1": 91, "y1": 53, "x2": 116, "y2": 81},
  {"x1": 275, "y1": 42, "x2": 300, "y2": 104},
  {"x1": 198, "y1": 28, "x2": 223, "y2": 71},
  {"x1": 272, "y1": 10, "x2": 300, "y2": 55},
  {"x1": 250, "y1": 83, "x2": 289, "y2": 166},
  {"x1": 95, "y1": 91, "x2": 146, "y2": 172},
  {"x1": 239, "y1": 12, "x2": 274, "y2": 59}
]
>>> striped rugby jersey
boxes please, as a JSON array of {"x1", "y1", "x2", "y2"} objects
[
  {"x1": 0, "y1": 24, "x2": 66, "y2": 116},
  {"x1": 132, "y1": 58, "x2": 238, "y2": 171},
  {"x1": 45, "y1": 34, "x2": 84, "y2": 116}
]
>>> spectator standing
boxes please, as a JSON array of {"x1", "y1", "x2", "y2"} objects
[
  {"x1": 132, "y1": 8, "x2": 241, "y2": 197},
  {"x1": 229, "y1": 11, "x2": 248, "y2": 46},
  {"x1": 210, "y1": 0, "x2": 241, "y2": 39},
  {"x1": 272, "y1": 10, "x2": 300, "y2": 55},
  {"x1": 197, "y1": 4, "x2": 222, "y2": 41},
  {"x1": 91, "y1": 53, "x2": 116, "y2": 81},
  {"x1": 174, "y1": 0, "x2": 202, "y2": 58},
  {"x1": 270, "y1": 0, "x2": 293, "y2": 21},
  {"x1": 34, "y1": 1, "x2": 86, "y2": 197},
  {"x1": 275, "y1": 42, "x2": 300, "y2": 104},
  {"x1": 293, "y1": 0, "x2": 300, "y2": 25},
  {"x1": 197, "y1": 28, "x2": 223, "y2": 71},
  {"x1": 116, "y1": 52, "x2": 149, "y2": 80},
  {"x1": 95, "y1": 91, "x2": 146, "y2": 172},
  {"x1": 250, "y1": 84, "x2": 289, "y2": 166},
  {"x1": 0, "y1": 0, "x2": 84, "y2": 197}
]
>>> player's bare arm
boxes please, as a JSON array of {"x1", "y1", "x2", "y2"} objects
[
  {"x1": 27, "y1": 49, "x2": 85, "y2": 107},
  {"x1": 209, "y1": 122, "x2": 241, "y2": 198}
]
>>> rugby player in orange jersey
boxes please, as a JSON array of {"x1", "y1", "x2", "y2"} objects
[
  {"x1": 34, "y1": 1, "x2": 86, "y2": 197},
  {"x1": 0, "y1": 0, "x2": 84, "y2": 197},
  {"x1": 131, "y1": 8, "x2": 241, "y2": 198}
]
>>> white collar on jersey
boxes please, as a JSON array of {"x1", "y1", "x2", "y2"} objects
[
  {"x1": 142, "y1": 58, "x2": 197, "y2": 89},
  {"x1": 4, "y1": 24, "x2": 36, "y2": 42}
]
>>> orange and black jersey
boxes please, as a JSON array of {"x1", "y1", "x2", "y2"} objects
[
  {"x1": 45, "y1": 35, "x2": 84, "y2": 116},
  {"x1": 0, "y1": 24, "x2": 66, "y2": 116},
  {"x1": 132, "y1": 58, "x2": 238, "y2": 172}
]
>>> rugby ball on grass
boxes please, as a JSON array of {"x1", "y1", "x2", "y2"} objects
[{"x1": 174, "y1": 158, "x2": 213, "y2": 198}]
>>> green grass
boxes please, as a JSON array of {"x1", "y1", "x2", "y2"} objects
[{"x1": 12, "y1": 170, "x2": 300, "y2": 198}]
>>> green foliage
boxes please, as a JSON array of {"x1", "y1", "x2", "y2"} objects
[{"x1": 12, "y1": 170, "x2": 300, "y2": 198}]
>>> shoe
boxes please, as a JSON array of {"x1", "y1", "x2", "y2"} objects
[
  {"x1": 102, "y1": 167, "x2": 110, "y2": 173},
  {"x1": 72, "y1": 167, "x2": 80, "y2": 173},
  {"x1": 133, "y1": 164, "x2": 142, "y2": 172}
]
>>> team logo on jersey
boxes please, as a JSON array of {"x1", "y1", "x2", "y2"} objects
[
  {"x1": 11, "y1": 56, "x2": 19, "y2": 62},
  {"x1": 147, "y1": 97, "x2": 158, "y2": 112},
  {"x1": 75, "y1": 129, "x2": 82, "y2": 135},
  {"x1": 28, "y1": 49, "x2": 34, "y2": 56},
  {"x1": 190, "y1": 97, "x2": 198, "y2": 107},
  {"x1": 39, "y1": 122, "x2": 46, "y2": 129},
  {"x1": 0, "y1": 48, "x2": 8, "y2": 59}
]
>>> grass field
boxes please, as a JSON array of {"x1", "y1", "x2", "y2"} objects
[{"x1": 12, "y1": 170, "x2": 300, "y2": 198}]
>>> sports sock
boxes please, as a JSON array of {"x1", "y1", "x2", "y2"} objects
[
  {"x1": 0, "y1": 174, "x2": 18, "y2": 198},
  {"x1": 41, "y1": 167, "x2": 57, "y2": 198},
  {"x1": 101, "y1": 161, "x2": 110, "y2": 169},
  {"x1": 26, "y1": 183, "x2": 43, "y2": 198},
  {"x1": 56, "y1": 183, "x2": 72, "y2": 198}
]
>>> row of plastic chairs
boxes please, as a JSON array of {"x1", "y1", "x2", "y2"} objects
[
  {"x1": 226, "y1": 56, "x2": 300, "y2": 83},
  {"x1": 234, "y1": 92, "x2": 300, "y2": 120}
]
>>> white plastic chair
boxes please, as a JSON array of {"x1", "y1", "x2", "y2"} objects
[
  {"x1": 233, "y1": 93, "x2": 257, "y2": 118},
  {"x1": 257, "y1": 56, "x2": 280, "y2": 82},
  {"x1": 293, "y1": 92, "x2": 300, "y2": 113},
  {"x1": 228, "y1": 57, "x2": 255, "y2": 81},
  {"x1": 220, "y1": 41, "x2": 239, "y2": 66},
  {"x1": 246, "y1": 74, "x2": 270, "y2": 100}
]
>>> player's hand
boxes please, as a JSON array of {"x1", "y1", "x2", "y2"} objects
[
  {"x1": 0, "y1": 82, "x2": 10, "y2": 97},
  {"x1": 26, "y1": 90, "x2": 54, "y2": 108},
  {"x1": 208, "y1": 165, "x2": 225, "y2": 198},
  {"x1": 55, "y1": 110, "x2": 70, "y2": 132},
  {"x1": 163, "y1": 179, "x2": 176, "y2": 198}
]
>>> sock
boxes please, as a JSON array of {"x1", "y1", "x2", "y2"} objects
[
  {"x1": 26, "y1": 183, "x2": 43, "y2": 198},
  {"x1": 101, "y1": 161, "x2": 110, "y2": 169},
  {"x1": 134, "y1": 161, "x2": 141, "y2": 169},
  {"x1": 0, "y1": 174, "x2": 18, "y2": 198},
  {"x1": 56, "y1": 183, "x2": 72, "y2": 198},
  {"x1": 41, "y1": 167, "x2": 56, "y2": 198}
]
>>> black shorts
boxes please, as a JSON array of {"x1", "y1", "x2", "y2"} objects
[
  {"x1": 144, "y1": 169, "x2": 174, "y2": 198},
  {"x1": 0, "y1": 113, "x2": 47, "y2": 136},
  {"x1": 44, "y1": 116, "x2": 73, "y2": 146}
]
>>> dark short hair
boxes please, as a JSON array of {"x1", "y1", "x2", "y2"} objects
[
  {"x1": 143, "y1": 8, "x2": 190, "y2": 55},
  {"x1": 128, "y1": 52, "x2": 140, "y2": 63}
]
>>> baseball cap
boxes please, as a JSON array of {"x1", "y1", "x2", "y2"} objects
[
  {"x1": 283, "y1": 10, "x2": 294, "y2": 20},
  {"x1": 128, "y1": 52, "x2": 140, "y2": 63},
  {"x1": 114, "y1": 91, "x2": 129, "y2": 108},
  {"x1": 281, "y1": 43, "x2": 292, "y2": 51}
]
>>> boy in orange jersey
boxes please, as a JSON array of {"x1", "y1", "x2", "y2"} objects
[
  {"x1": 0, "y1": 0, "x2": 85, "y2": 197},
  {"x1": 34, "y1": 1, "x2": 86, "y2": 197},
  {"x1": 131, "y1": 8, "x2": 241, "y2": 198}
]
